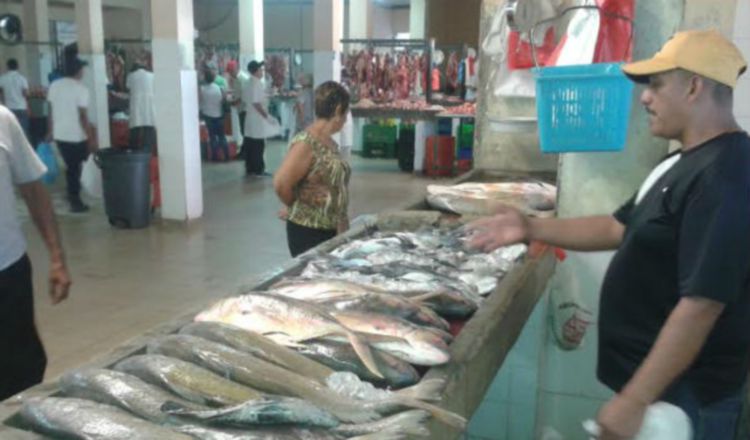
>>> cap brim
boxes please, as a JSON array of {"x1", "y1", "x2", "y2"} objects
[{"x1": 621, "y1": 58, "x2": 676, "y2": 83}]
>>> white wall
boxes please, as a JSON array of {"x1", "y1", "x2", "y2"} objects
[
  {"x1": 734, "y1": 0, "x2": 750, "y2": 131},
  {"x1": 372, "y1": 6, "x2": 409, "y2": 39}
]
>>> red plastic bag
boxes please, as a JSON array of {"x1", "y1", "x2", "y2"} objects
[
  {"x1": 507, "y1": 27, "x2": 557, "y2": 70},
  {"x1": 593, "y1": 0, "x2": 634, "y2": 62}
]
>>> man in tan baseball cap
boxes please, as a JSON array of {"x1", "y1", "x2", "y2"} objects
[{"x1": 467, "y1": 29, "x2": 750, "y2": 440}]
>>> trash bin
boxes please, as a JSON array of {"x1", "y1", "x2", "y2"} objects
[{"x1": 96, "y1": 148, "x2": 151, "y2": 229}]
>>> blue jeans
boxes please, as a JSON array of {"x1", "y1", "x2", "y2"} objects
[
  {"x1": 204, "y1": 115, "x2": 229, "y2": 161},
  {"x1": 662, "y1": 382, "x2": 744, "y2": 440}
]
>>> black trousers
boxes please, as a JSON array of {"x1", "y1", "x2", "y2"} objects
[
  {"x1": 287, "y1": 220, "x2": 337, "y2": 257},
  {"x1": 129, "y1": 126, "x2": 157, "y2": 153},
  {"x1": 0, "y1": 255, "x2": 47, "y2": 401},
  {"x1": 239, "y1": 111, "x2": 246, "y2": 138},
  {"x1": 243, "y1": 137, "x2": 266, "y2": 175},
  {"x1": 56, "y1": 140, "x2": 89, "y2": 200}
]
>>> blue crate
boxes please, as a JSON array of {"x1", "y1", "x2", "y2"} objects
[
  {"x1": 534, "y1": 63, "x2": 634, "y2": 153},
  {"x1": 457, "y1": 148, "x2": 473, "y2": 160},
  {"x1": 437, "y1": 118, "x2": 453, "y2": 136}
]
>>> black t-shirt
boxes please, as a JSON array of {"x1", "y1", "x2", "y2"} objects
[{"x1": 598, "y1": 131, "x2": 750, "y2": 404}]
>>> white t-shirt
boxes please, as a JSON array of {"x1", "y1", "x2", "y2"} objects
[
  {"x1": 47, "y1": 77, "x2": 90, "y2": 142},
  {"x1": 635, "y1": 154, "x2": 682, "y2": 205},
  {"x1": 243, "y1": 75, "x2": 268, "y2": 138},
  {"x1": 0, "y1": 106, "x2": 46, "y2": 270},
  {"x1": 199, "y1": 83, "x2": 224, "y2": 119},
  {"x1": 126, "y1": 69, "x2": 155, "y2": 128},
  {"x1": 0, "y1": 70, "x2": 29, "y2": 111}
]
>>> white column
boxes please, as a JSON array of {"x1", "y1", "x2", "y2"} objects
[
  {"x1": 348, "y1": 0, "x2": 373, "y2": 41},
  {"x1": 141, "y1": 0, "x2": 152, "y2": 40},
  {"x1": 75, "y1": 0, "x2": 111, "y2": 150},
  {"x1": 239, "y1": 0, "x2": 264, "y2": 69},
  {"x1": 152, "y1": 0, "x2": 203, "y2": 221},
  {"x1": 24, "y1": 0, "x2": 53, "y2": 86},
  {"x1": 409, "y1": 0, "x2": 426, "y2": 39},
  {"x1": 313, "y1": 0, "x2": 344, "y2": 87}
]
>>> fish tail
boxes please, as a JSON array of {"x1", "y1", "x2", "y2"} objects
[
  {"x1": 348, "y1": 433, "x2": 405, "y2": 440},
  {"x1": 346, "y1": 331, "x2": 384, "y2": 379},
  {"x1": 378, "y1": 410, "x2": 430, "y2": 436},
  {"x1": 394, "y1": 378, "x2": 445, "y2": 402},
  {"x1": 377, "y1": 397, "x2": 467, "y2": 431}
]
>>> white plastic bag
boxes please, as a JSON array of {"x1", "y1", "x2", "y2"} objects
[
  {"x1": 548, "y1": 0, "x2": 600, "y2": 66},
  {"x1": 262, "y1": 116, "x2": 282, "y2": 138},
  {"x1": 81, "y1": 155, "x2": 103, "y2": 199},
  {"x1": 584, "y1": 402, "x2": 692, "y2": 440}
]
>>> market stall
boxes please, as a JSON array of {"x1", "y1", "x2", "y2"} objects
[{"x1": 0, "y1": 170, "x2": 556, "y2": 439}]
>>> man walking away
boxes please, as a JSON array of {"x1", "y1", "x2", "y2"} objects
[
  {"x1": 0, "y1": 105, "x2": 71, "y2": 400},
  {"x1": 46, "y1": 58, "x2": 97, "y2": 213},
  {"x1": 242, "y1": 60, "x2": 271, "y2": 177},
  {"x1": 0, "y1": 59, "x2": 30, "y2": 139}
]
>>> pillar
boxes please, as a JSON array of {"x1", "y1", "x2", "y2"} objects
[
  {"x1": 141, "y1": 0, "x2": 152, "y2": 40},
  {"x1": 409, "y1": 0, "x2": 426, "y2": 39},
  {"x1": 75, "y1": 0, "x2": 111, "y2": 150},
  {"x1": 348, "y1": 0, "x2": 373, "y2": 41},
  {"x1": 313, "y1": 0, "x2": 344, "y2": 87},
  {"x1": 23, "y1": 0, "x2": 52, "y2": 86},
  {"x1": 239, "y1": 0, "x2": 264, "y2": 70},
  {"x1": 152, "y1": 0, "x2": 203, "y2": 221}
]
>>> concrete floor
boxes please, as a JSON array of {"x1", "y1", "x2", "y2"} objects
[{"x1": 19, "y1": 140, "x2": 435, "y2": 379}]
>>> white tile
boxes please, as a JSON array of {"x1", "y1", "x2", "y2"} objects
[
  {"x1": 734, "y1": 80, "x2": 750, "y2": 118},
  {"x1": 737, "y1": 116, "x2": 750, "y2": 132},
  {"x1": 467, "y1": 400, "x2": 509, "y2": 440},
  {"x1": 538, "y1": 393, "x2": 608, "y2": 440},
  {"x1": 734, "y1": 1, "x2": 750, "y2": 39},
  {"x1": 734, "y1": 38, "x2": 750, "y2": 67}
]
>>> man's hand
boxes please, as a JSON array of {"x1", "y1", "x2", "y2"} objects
[
  {"x1": 596, "y1": 394, "x2": 648, "y2": 440},
  {"x1": 465, "y1": 205, "x2": 530, "y2": 252},
  {"x1": 48, "y1": 260, "x2": 71, "y2": 305},
  {"x1": 277, "y1": 206, "x2": 289, "y2": 221}
]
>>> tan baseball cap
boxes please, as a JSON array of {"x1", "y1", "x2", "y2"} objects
[{"x1": 622, "y1": 29, "x2": 747, "y2": 88}]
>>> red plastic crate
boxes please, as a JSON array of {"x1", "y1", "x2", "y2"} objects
[{"x1": 424, "y1": 135, "x2": 455, "y2": 177}]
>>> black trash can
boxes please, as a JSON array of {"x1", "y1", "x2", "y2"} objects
[
  {"x1": 396, "y1": 126, "x2": 415, "y2": 172},
  {"x1": 96, "y1": 148, "x2": 151, "y2": 229}
]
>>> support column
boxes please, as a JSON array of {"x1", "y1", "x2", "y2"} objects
[
  {"x1": 239, "y1": 0, "x2": 264, "y2": 69},
  {"x1": 409, "y1": 0, "x2": 426, "y2": 39},
  {"x1": 348, "y1": 0, "x2": 373, "y2": 43},
  {"x1": 141, "y1": 0, "x2": 152, "y2": 40},
  {"x1": 75, "y1": 0, "x2": 110, "y2": 150},
  {"x1": 152, "y1": 0, "x2": 203, "y2": 221},
  {"x1": 313, "y1": 0, "x2": 344, "y2": 87},
  {"x1": 23, "y1": 0, "x2": 52, "y2": 86}
]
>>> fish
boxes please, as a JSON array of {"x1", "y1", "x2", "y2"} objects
[
  {"x1": 176, "y1": 424, "x2": 404, "y2": 440},
  {"x1": 330, "y1": 311, "x2": 452, "y2": 366},
  {"x1": 180, "y1": 321, "x2": 335, "y2": 383},
  {"x1": 400, "y1": 289, "x2": 477, "y2": 319},
  {"x1": 113, "y1": 354, "x2": 263, "y2": 407},
  {"x1": 332, "y1": 410, "x2": 430, "y2": 437},
  {"x1": 295, "y1": 340, "x2": 420, "y2": 389},
  {"x1": 425, "y1": 181, "x2": 557, "y2": 217},
  {"x1": 19, "y1": 397, "x2": 193, "y2": 440},
  {"x1": 59, "y1": 368, "x2": 204, "y2": 424},
  {"x1": 271, "y1": 278, "x2": 450, "y2": 330},
  {"x1": 161, "y1": 396, "x2": 340, "y2": 429},
  {"x1": 147, "y1": 334, "x2": 381, "y2": 424},
  {"x1": 148, "y1": 335, "x2": 466, "y2": 430},
  {"x1": 195, "y1": 292, "x2": 383, "y2": 379}
]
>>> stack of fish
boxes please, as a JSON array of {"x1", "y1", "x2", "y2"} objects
[
  {"x1": 18, "y1": 228, "x2": 522, "y2": 439},
  {"x1": 426, "y1": 181, "x2": 557, "y2": 217}
]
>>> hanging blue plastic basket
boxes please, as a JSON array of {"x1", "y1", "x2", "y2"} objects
[{"x1": 534, "y1": 63, "x2": 634, "y2": 153}]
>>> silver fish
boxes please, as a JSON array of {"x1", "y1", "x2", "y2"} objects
[
  {"x1": 19, "y1": 397, "x2": 192, "y2": 440},
  {"x1": 113, "y1": 354, "x2": 263, "y2": 406},
  {"x1": 195, "y1": 292, "x2": 383, "y2": 379},
  {"x1": 161, "y1": 396, "x2": 340, "y2": 428},
  {"x1": 180, "y1": 321, "x2": 335, "y2": 383},
  {"x1": 59, "y1": 368, "x2": 203, "y2": 424}
]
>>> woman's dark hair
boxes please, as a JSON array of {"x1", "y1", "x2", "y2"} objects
[
  {"x1": 314, "y1": 81, "x2": 349, "y2": 119},
  {"x1": 203, "y1": 69, "x2": 215, "y2": 84}
]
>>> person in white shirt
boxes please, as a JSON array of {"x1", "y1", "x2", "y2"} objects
[
  {"x1": 226, "y1": 60, "x2": 248, "y2": 141},
  {"x1": 242, "y1": 60, "x2": 271, "y2": 176},
  {"x1": 0, "y1": 105, "x2": 71, "y2": 400},
  {"x1": 199, "y1": 69, "x2": 229, "y2": 161},
  {"x1": 46, "y1": 58, "x2": 97, "y2": 213},
  {"x1": 0, "y1": 59, "x2": 30, "y2": 138},
  {"x1": 125, "y1": 62, "x2": 156, "y2": 153}
]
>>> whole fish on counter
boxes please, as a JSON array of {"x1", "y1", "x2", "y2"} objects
[
  {"x1": 270, "y1": 278, "x2": 450, "y2": 330},
  {"x1": 425, "y1": 181, "x2": 557, "y2": 217},
  {"x1": 330, "y1": 311, "x2": 452, "y2": 366},
  {"x1": 59, "y1": 368, "x2": 204, "y2": 424},
  {"x1": 19, "y1": 397, "x2": 193, "y2": 440},
  {"x1": 147, "y1": 334, "x2": 382, "y2": 424},
  {"x1": 148, "y1": 335, "x2": 466, "y2": 430},
  {"x1": 114, "y1": 354, "x2": 263, "y2": 406},
  {"x1": 195, "y1": 292, "x2": 383, "y2": 379},
  {"x1": 162, "y1": 396, "x2": 340, "y2": 429},
  {"x1": 295, "y1": 340, "x2": 420, "y2": 388},
  {"x1": 180, "y1": 321, "x2": 335, "y2": 383}
]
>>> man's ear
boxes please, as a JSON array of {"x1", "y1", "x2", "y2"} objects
[{"x1": 686, "y1": 75, "x2": 705, "y2": 102}]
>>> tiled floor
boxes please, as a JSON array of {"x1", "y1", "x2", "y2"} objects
[{"x1": 20, "y1": 140, "x2": 435, "y2": 379}]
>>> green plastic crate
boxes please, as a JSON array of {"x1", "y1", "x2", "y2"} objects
[
  {"x1": 363, "y1": 124, "x2": 398, "y2": 145},
  {"x1": 458, "y1": 123, "x2": 475, "y2": 150},
  {"x1": 363, "y1": 142, "x2": 396, "y2": 158}
]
